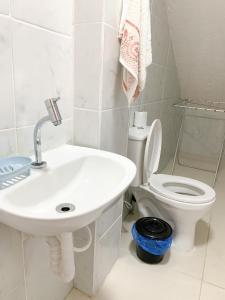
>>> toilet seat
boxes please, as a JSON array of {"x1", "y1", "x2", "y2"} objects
[
  {"x1": 148, "y1": 174, "x2": 215, "y2": 204},
  {"x1": 143, "y1": 119, "x2": 216, "y2": 205}
]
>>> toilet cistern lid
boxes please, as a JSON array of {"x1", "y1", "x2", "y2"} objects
[{"x1": 143, "y1": 119, "x2": 162, "y2": 184}]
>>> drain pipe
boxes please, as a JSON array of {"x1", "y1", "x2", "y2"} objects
[
  {"x1": 45, "y1": 226, "x2": 92, "y2": 283},
  {"x1": 46, "y1": 232, "x2": 75, "y2": 283}
]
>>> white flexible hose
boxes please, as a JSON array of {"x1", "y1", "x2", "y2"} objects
[
  {"x1": 46, "y1": 233, "x2": 75, "y2": 283},
  {"x1": 45, "y1": 227, "x2": 92, "y2": 282},
  {"x1": 46, "y1": 236, "x2": 61, "y2": 275}
]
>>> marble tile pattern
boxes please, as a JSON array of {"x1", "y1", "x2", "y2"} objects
[{"x1": 0, "y1": 0, "x2": 74, "y2": 299}]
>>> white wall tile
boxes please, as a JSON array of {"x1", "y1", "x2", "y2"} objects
[
  {"x1": 0, "y1": 225, "x2": 24, "y2": 297},
  {"x1": 73, "y1": 109, "x2": 99, "y2": 148},
  {"x1": 179, "y1": 114, "x2": 225, "y2": 171},
  {"x1": 24, "y1": 237, "x2": 73, "y2": 300},
  {"x1": 104, "y1": 0, "x2": 122, "y2": 29},
  {"x1": 102, "y1": 26, "x2": 127, "y2": 109},
  {"x1": 141, "y1": 102, "x2": 161, "y2": 126},
  {"x1": 100, "y1": 108, "x2": 129, "y2": 155},
  {"x1": 12, "y1": 0, "x2": 73, "y2": 35},
  {"x1": 162, "y1": 67, "x2": 180, "y2": 99},
  {"x1": 13, "y1": 22, "x2": 73, "y2": 127},
  {"x1": 142, "y1": 64, "x2": 165, "y2": 103},
  {"x1": 96, "y1": 197, "x2": 123, "y2": 238},
  {"x1": 151, "y1": 15, "x2": 170, "y2": 66},
  {"x1": 165, "y1": 0, "x2": 225, "y2": 103},
  {"x1": 74, "y1": 23, "x2": 102, "y2": 110},
  {"x1": 17, "y1": 119, "x2": 72, "y2": 156},
  {"x1": 74, "y1": 0, "x2": 103, "y2": 24},
  {"x1": 0, "y1": 0, "x2": 10, "y2": 15},
  {"x1": 0, "y1": 17, "x2": 15, "y2": 130},
  {"x1": 94, "y1": 216, "x2": 122, "y2": 292},
  {"x1": 152, "y1": 0, "x2": 167, "y2": 22},
  {"x1": 4, "y1": 285, "x2": 26, "y2": 300},
  {"x1": 0, "y1": 129, "x2": 17, "y2": 157}
]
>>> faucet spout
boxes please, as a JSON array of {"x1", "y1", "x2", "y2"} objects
[{"x1": 31, "y1": 97, "x2": 62, "y2": 169}]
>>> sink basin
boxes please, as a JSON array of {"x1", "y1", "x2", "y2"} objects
[{"x1": 0, "y1": 145, "x2": 136, "y2": 236}]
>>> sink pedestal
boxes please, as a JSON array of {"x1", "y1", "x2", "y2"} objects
[{"x1": 74, "y1": 198, "x2": 123, "y2": 296}]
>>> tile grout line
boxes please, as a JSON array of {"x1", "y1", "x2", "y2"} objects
[
  {"x1": 21, "y1": 234, "x2": 28, "y2": 300},
  {"x1": 203, "y1": 280, "x2": 225, "y2": 291},
  {"x1": 97, "y1": 21, "x2": 105, "y2": 150},
  {"x1": 9, "y1": 0, "x2": 18, "y2": 155},
  {"x1": 0, "y1": 12, "x2": 72, "y2": 39},
  {"x1": 198, "y1": 210, "x2": 214, "y2": 300}
]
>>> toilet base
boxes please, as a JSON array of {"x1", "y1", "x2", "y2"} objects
[
  {"x1": 133, "y1": 187, "x2": 213, "y2": 253},
  {"x1": 172, "y1": 221, "x2": 196, "y2": 252}
]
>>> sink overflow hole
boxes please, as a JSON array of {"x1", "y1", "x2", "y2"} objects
[{"x1": 56, "y1": 203, "x2": 76, "y2": 213}]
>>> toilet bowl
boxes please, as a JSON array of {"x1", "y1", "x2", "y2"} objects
[{"x1": 128, "y1": 119, "x2": 216, "y2": 252}]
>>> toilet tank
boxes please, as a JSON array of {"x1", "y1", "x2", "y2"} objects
[{"x1": 128, "y1": 126, "x2": 150, "y2": 187}]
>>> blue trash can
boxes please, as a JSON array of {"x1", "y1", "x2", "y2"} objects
[{"x1": 132, "y1": 217, "x2": 173, "y2": 264}]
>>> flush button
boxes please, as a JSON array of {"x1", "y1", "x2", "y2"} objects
[{"x1": 56, "y1": 203, "x2": 76, "y2": 213}]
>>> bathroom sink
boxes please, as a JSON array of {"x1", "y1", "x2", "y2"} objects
[{"x1": 0, "y1": 145, "x2": 136, "y2": 236}]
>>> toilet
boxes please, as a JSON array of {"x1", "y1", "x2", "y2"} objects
[{"x1": 128, "y1": 119, "x2": 216, "y2": 252}]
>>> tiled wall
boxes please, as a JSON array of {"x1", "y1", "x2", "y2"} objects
[
  {"x1": 0, "y1": 1, "x2": 73, "y2": 158},
  {"x1": 74, "y1": 0, "x2": 180, "y2": 167},
  {"x1": 130, "y1": 0, "x2": 181, "y2": 170},
  {"x1": 74, "y1": 0, "x2": 128, "y2": 155},
  {"x1": 164, "y1": 0, "x2": 225, "y2": 178},
  {"x1": 0, "y1": 1, "x2": 73, "y2": 299},
  {"x1": 165, "y1": 0, "x2": 225, "y2": 103}
]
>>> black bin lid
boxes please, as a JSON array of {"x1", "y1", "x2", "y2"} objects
[{"x1": 135, "y1": 217, "x2": 172, "y2": 240}]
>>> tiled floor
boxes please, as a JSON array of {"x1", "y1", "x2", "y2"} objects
[{"x1": 66, "y1": 164, "x2": 225, "y2": 300}]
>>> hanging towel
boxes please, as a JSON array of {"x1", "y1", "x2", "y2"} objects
[{"x1": 119, "y1": 0, "x2": 152, "y2": 103}]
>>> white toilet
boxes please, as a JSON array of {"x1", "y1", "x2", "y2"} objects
[{"x1": 128, "y1": 119, "x2": 216, "y2": 252}]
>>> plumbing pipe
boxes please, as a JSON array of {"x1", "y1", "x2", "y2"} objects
[
  {"x1": 60, "y1": 232, "x2": 75, "y2": 282},
  {"x1": 45, "y1": 227, "x2": 92, "y2": 282},
  {"x1": 46, "y1": 232, "x2": 75, "y2": 283},
  {"x1": 46, "y1": 236, "x2": 61, "y2": 275}
]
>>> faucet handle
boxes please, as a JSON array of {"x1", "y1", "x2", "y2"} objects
[{"x1": 45, "y1": 97, "x2": 62, "y2": 126}]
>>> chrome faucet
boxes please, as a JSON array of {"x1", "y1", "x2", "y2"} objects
[{"x1": 31, "y1": 97, "x2": 62, "y2": 169}]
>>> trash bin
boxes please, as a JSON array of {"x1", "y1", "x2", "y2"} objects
[{"x1": 132, "y1": 217, "x2": 173, "y2": 264}]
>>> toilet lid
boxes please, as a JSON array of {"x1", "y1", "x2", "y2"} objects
[{"x1": 143, "y1": 119, "x2": 162, "y2": 184}]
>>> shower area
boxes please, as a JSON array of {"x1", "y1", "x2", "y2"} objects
[{"x1": 164, "y1": 0, "x2": 225, "y2": 187}]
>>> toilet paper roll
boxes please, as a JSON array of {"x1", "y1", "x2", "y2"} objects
[{"x1": 134, "y1": 112, "x2": 148, "y2": 128}]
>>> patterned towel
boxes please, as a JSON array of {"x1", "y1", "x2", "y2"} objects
[{"x1": 119, "y1": 0, "x2": 152, "y2": 103}]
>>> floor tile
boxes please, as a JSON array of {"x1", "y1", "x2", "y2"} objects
[
  {"x1": 200, "y1": 282, "x2": 225, "y2": 300},
  {"x1": 203, "y1": 177, "x2": 225, "y2": 288}
]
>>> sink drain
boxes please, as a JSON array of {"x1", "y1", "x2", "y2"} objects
[{"x1": 56, "y1": 203, "x2": 76, "y2": 213}]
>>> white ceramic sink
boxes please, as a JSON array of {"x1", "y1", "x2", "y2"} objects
[{"x1": 0, "y1": 145, "x2": 136, "y2": 236}]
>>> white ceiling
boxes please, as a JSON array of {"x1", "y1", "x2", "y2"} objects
[{"x1": 165, "y1": 0, "x2": 225, "y2": 103}]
